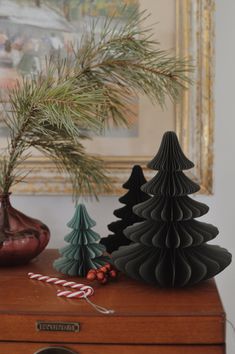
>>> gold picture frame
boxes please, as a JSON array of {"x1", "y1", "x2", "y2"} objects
[
  {"x1": 8, "y1": 0, "x2": 215, "y2": 195},
  {"x1": 176, "y1": 0, "x2": 215, "y2": 194}
]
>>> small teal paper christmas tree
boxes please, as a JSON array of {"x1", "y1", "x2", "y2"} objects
[{"x1": 54, "y1": 204, "x2": 109, "y2": 277}]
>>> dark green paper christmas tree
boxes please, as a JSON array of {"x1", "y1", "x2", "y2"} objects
[
  {"x1": 101, "y1": 165, "x2": 150, "y2": 253},
  {"x1": 54, "y1": 204, "x2": 109, "y2": 277},
  {"x1": 112, "y1": 131, "x2": 232, "y2": 287}
]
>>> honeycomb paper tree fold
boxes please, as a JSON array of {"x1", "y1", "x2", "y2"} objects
[
  {"x1": 54, "y1": 204, "x2": 109, "y2": 277},
  {"x1": 101, "y1": 165, "x2": 150, "y2": 253},
  {"x1": 112, "y1": 131, "x2": 232, "y2": 287}
]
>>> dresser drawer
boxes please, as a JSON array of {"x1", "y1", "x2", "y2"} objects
[
  {"x1": 0, "y1": 343, "x2": 225, "y2": 354},
  {"x1": 0, "y1": 313, "x2": 224, "y2": 344}
]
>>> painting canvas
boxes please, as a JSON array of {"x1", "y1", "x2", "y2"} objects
[
  {"x1": 0, "y1": 0, "x2": 138, "y2": 137},
  {"x1": 0, "y1": 0, "x2": 214, "y2": 195}
]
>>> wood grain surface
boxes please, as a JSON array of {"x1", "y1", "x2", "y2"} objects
[{"x1": 0, "y1": 249, "x2": 225, "y2": 316}]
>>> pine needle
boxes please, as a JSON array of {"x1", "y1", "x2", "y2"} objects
[{"x1": 0, "y1": 9, "x2": 193, "y2": 199}]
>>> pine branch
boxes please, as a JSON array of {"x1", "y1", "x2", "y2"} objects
[{"x1": 0, "y1": 9, "x2": 193, "y2": 198}]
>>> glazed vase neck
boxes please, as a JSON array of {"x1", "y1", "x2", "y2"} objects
[{"x1": 0, "y1": 193, "x2": 11, "y2": 208}]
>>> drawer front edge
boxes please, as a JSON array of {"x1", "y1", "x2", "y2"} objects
[{"x1": 0, "y1": 314, "x2": 225, "y2": 344}]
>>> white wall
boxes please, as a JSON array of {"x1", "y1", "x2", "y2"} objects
[
  {"x1": 211, "y1": 1, "x2": 235, "y2": 351},
  {"x1": 10, "y1": 1, "x2": 235, "y2": 352}
]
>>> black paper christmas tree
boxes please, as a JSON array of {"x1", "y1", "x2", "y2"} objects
[
  {"x1": 101, "y1": 165, "x2": 150, "y2": 253},
  {"x1": 54, "y1": 204, "x2": 109, "y2": 277},
  {"x1": 112, "y1": 131, "x2": 232, "y2": 287}
]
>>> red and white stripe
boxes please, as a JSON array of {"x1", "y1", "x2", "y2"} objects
[
  {"x1": 28, "y1": 272, "x2": 94, "y2": 295},
  {"x1": 57, "y1": 288, "x2": 92, "y2": 299}
]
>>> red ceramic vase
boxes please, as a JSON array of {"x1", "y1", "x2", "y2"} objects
[{"x1": 0, "y1": 194, "x2": 50, "y2": 266}]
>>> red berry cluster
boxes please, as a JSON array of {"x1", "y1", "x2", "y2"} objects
[{"x1": 86, "y1": 263, "x2": 118, "y2": 284}]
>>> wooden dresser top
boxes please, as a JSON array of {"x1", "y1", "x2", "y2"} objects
[{"x1": 0, "y1": 249, "x2": 224, "y2": 318}]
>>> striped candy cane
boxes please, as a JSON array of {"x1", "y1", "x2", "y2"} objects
[
  {"x1": 57, "y1": 289, "x2": 89, "y2": 299},
  {"x1": 28, "y1": 272, "x2": 114, "y2": 314},
  {"x1": 28, "y1": 272, "x2": 94, "y2": 295}
]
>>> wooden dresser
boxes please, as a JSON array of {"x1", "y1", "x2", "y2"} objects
[{"x1": 0, "y1": 249, "x2": 225, "y2": 354}]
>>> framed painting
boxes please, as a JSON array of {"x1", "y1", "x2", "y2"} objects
[{"x1": 0, "y1": 0, "x2": 215, "y2": 195}]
